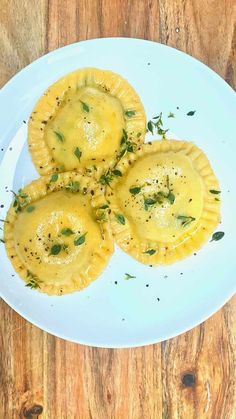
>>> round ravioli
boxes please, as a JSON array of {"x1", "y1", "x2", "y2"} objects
[
  {"x1": 107, "y1": 140, "x2": 220, "y2": 265},
  {"x1": 28, "y1": 68, "x2": 146, "y2": 176},
  {"x1": 4, "y1": 172, "x2": 113, "y2": 295}
]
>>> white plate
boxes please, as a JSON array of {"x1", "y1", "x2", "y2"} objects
[{"x1": 0, "y1": 38, "x2": 235, "y2": 348}]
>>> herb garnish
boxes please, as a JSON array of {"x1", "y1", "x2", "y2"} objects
[
  {"x1": 74, "y1": 232, "x2": 87, "y2": 246},
  {"x1": 210, "y1": 231, "x2": 225, "y2": 242},
  {"x1": 0, "y1": 238, "x2": 5, "y2": 243},
  {"x1": 168, "y1": 112, "x2": 175, "y2": 118},
  {"x1": 74, "y1": 147, "x2": 82, "y2": 160},
  {"x1": 99, "y1": 169, "x2": 122, "y2": 186},
  {"x1": 147, "y1": 113, "x2": 169, "y2": 139},
  {"x1": 54, "y1": 131, "x2": 65, "y2": 143},
  {"x1": 80, "y1": 100, "x2": 90, "y2": 113},
  {"x1": 115, "y1": 213, "x2": 125, "y2": 225},
  {"x1": 50, "y1": 173, "x2": 58, "y2": 182},
  {"x1": 209, "y1": 189, "x2": 221, "y2": 195},
  {"x1": 177, "y1": 215, "x2": 196, "y2": 227},
  {"x1": 187, "y1": 111, "x2": 196, "y2": 116},
  {"x1": 12, "y1": 189, "x2": 30, "y2": 213},
  {"x1": 61, "y1": 228, "x2": 74, "y2": 236},
  {"x1": 119, "y1": 129, "x2": 136, "y2": 158},
  {"x1": 65, "y1": 181, "x2": 80, "y2": 192},
  {"x1": 124, "y1": 273, "x2": 136, "y2": 280},
  {"x1": 26, "y1": 206, "x2": 35, "y2": 213},
  {"x1": 26, "y1": 270, "x2": 41, "y2": 289},
  {"x1": 50, "y1": 244, "x2": 62, "y2": 255},
  {"x1": 144, "y1": 197, "x2": 157, "y2": 210},
  {"x1": 125, "y1": 110, "x2": 136, "y2": 117},
  {"x1": 144, "y1": 249, "x2": 156, "y2": 255},
  {"x1": 129, "y1": 186, "x2": 141, "y2": 195}
]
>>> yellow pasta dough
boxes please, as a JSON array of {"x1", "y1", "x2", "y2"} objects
[
  {"x1": 4, "y1": 172, "x2": 113, "y2": 295},
  {"x1": 107, "y1": 140, "x2": 220, "y2": 265},
  {"x1": 28, "y1": 68, "x2": 146, "y2": 176}
]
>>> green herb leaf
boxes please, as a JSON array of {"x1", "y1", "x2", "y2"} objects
[
  {"x1": 187, "y1": 110, "x2": 196, "y2": 116},
  {"x1": 66, "y1": 181, "x2": 80, "y2": 193},
  {"x1": 147, "y1": 120, "x2": 154, "y2": 134},
  {"x1": 115, "y1": 213, "x2": 125, "y2": 225},
  {"x1": 50, "y1": 173, "x2": 59, "y2": 182},
  {"x1": 26, "y1": 206, "x2": 35, "y2": 213},
  {"x1": 168, "y1": 112, "x2": 175, "y2": 118},
  {"x1": 129, "y1": 186, "x2": 141, "y2": 195},
  {"x1": 210, "y1": 231, "x2": 225, "y2": 242},
  {"x1": 137, "y1": 132, "x2": 142, "y2": 138},
  {"x1": 61, "y1": 228, "x2": 74, "y2": 236},
  {"x1": 99, "y1": 204, "x2": 109, "y2": 209},
  {"x1": 112, "y1": 169, "x2": 122, "y2": 177},
  {"x1": 100, "y1": 170, "x2": 114, "y2": 186},
  {"x1": 209, "y1": 189, "x2": 221, "y2": 195},
  {"x1": 50, "y1": 244, "x2": 62, "y2": 255},
  {"x1": 177, "y1": 215, "x2": 196, "y2": 227},
  {"x1": 125, "y1": 110, "x2": 136, "y2": 117},
  {"x1": 0, "y1": 238, "x2": 5, "y2": 243},
  {"x1": 144, "y1": 249, "x2": 156, "y2": 255},
  {"x1": 166, "y1": 191, "x2": 175, "y2": 205},
  {"x1": 26, "y1": 271, "x2": 41, "y2": 289},
  {"x1": 124, "y1": 273, "x2": 136, "y2": 280},
  {"x1": 74, "y1": 147, "x2": 82, "y2": 160},
  {"x1": 54, "y1": 131, "x2": 65, "y2": 143},
  {"x1": 144, "y1": 196, "x2": 157, "y2": 210},
  {"x1": 80, "y1": 100, "x2": 90, "y2": 112},
  {"x1": 74, "y1": 232, "x2": 87, "y2": 246}
]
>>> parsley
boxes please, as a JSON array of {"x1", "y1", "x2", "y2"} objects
[
  {"x1": 129, "y1": 186, "x2": 141, "y2": 195},
  {"x1": 168, "y1": 112, "x2": 175, "y2": 118},
  {"x1": 124, "y1": 273, "x2": 136, "y2": 280},
  {"x1": 187, "y1": 110, "x2": 196, "y2": 116},
  {"x1": 144, "y1": 249, "x2": 156, "y2": 255},
  {"x1": 50, "y1": 173, "x2": 58, "y2": 182},
  {"x1": 0, "y1": 238, "x2": 5, "y2": 243},
  {"x1": 61, "y1": 228, "x2": 74, "y2": 236},
  {"x1": 26, "y1": 206, "x2": 35, "y2": 213},
  {"x1": 210, "y1": 231, "x2": 225, "y2": 242},
  {"x1": 74, "y1": 147, "x2": 82, "y2": 160},
  {"x1": 115, "y1": 213, "x2": 125, "y2": 225},
  {"x1": 137, "y1": 132, "x2": 142, "y2": 138},
  {"x1": 54, "y1": 131, "x2": 65, "y2": 143},
  {"x1": 177, "y1": 215, "x2": 195, "y2": 227},
  {"x1": 147, "y1": 120, "x2": 154, "y2": 134},
  {"x1": 65, "y1": 181, "x2": 80, "y2": 192},
  {"x1": 74, "y1": 232, "x2": 87, "y2": 246},
  {"x1": 80, "y1": 100, "x2": 90, "y2": 112},
  {"x1": 125, "y1": 110, "x2": 136, "y2": 117},
  {"x1": 209, "y1": 189, "x2": 221, "y2": 195},
  {"x1": 99, "y1": 204, "x2": 109, "y2": 210},
  {"x1": 50, "y1": 244, "x2": 62, "y2": 255}
]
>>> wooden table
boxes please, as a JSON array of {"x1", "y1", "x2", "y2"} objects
[{"x1": 0, "y1": 1, "x2": 235, "y2": 418}]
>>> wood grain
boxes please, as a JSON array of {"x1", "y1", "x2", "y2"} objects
[{"x1": 0, "y1": 1, "x2": 235, "y2": 418}]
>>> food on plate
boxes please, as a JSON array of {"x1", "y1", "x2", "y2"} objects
[
  {"x1": 28, "y1": 67, "x2": 146, "y2": 176},
  {"x1": 4, "y1": 172, "x2": 113, "y2": 295},
  {"x1": 107, "y1": 140, "x2": 220, "y2": 265}
]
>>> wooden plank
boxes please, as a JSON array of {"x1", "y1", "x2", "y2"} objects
[{"x1": 0, "y1": 1, "x2": 235, "y2": 418}]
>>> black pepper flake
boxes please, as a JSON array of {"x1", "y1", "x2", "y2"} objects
[
  {"x1": 194, "y1": 253, "x2": 197, "y2": 256},
  {"x1": 1, "y1": 148, "x2": 3, "y2": 151},
  {"x1": 122, "y1": 318, "x2": 125, "y2": 321},
  {"x1": 157, "y1": 298, "x2": 160, "y2": 301},
  {"x1": 91, "y1": 190, "x2": 94, "y2": 196},
  {"x1": 0, "y1": 204, "x2": 4, "y2": 208},
  {"x1": 148, "y1": 142, "x2": 152, "y2": 145},
  {"x1": 114, "y1": 281, "x2": 118, "y2": 285},
  {"x1": 23, "y1": 120, "x2": 26, "y2": 124},
  {"x1": 149, "y1": 264, "x2": 153, "y2": 267},
  {"x1": 9, "y1": 147, "x2": 12, "y2": 151},
  {"x1": 102, "y1": 159, "x2": 105, "y2": 162},
  {"x1": 146, "y1": 284, "x2": 149, "y2": 287},
  {"x1": 189, "y1": 198, "x2": 192, "y2": 202},
  {"x1": 180, "y1": 272, "x2": 183, "y2": 275},
  {"x1": 148, "y1": 62, "x2": 150, "y2": 65}
]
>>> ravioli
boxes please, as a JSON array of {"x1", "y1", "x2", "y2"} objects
[
  {"x1": 28, "y1": 68, "x2": 146, "y2": 176},
  {"x1": 4, "y1": 172, "x2": 113, "y2": 295},
  {"x1": 107, "y1": 140, "x2": 220, "y2": 265}
]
